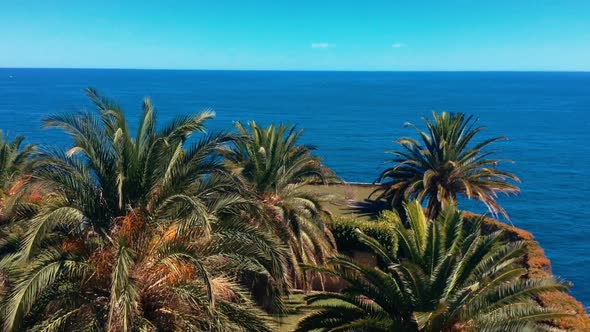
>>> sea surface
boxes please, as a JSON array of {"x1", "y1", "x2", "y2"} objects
[{"x1": 0, "y1": 69, "x2": 589, "y2": 306}]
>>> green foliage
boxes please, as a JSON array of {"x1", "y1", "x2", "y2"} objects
[
  {"x1": 373, "y1": 112, "x2": 520, "y2": 219},
  {"x1": 222, "y1": 121, "x2": 338, "y2": 290},
  {"x1": 0, "y1": 131, "x2": 36, "y2": 227},
  {"x1": 0, "y1": 131, "x2": 36, "y2": 194},
  {"x1": 224, "y1": 121, "x2": 335, "y2": 192},
  {"x1": 0, "y1": 92, "x2": 575, "y2": 332},
  {"x1": 296, "y1": 201, "x2": 571, "y2": 332},
  {"x1": 328, "y1": 212, "x2": 398, "y2": 254},
  {"x1": 0, "y1": 90, "x2": 285, "y2": 332}
]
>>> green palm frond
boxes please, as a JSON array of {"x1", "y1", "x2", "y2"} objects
[
  {"x1": 223, "y1": 121, "x2": 338, "y2": 290},
  {"x1": 2, "y1": 90, "x2": 281, "y2": 331},
  {"x1": 3, "y1": 249, "x2": 72, "y2": 332},
  {"x1": 107, "y1": 241, "x2": 138, "y2": 332},
  {"x1": 27, "y1": 308, "x2": 82, "y2": 332},
  {"x1": 373, "y1": 112, "x2": 520, "y2": 219},
  {"x1": 0, "y1": 131, "x2": 36, "y2": 199},
  {"x1": 296, "y1": 202, "x2": 572, "y2": 332}
]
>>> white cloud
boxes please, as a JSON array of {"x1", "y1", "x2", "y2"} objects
[
  {"x1": 311, "y1": 42, "x2": 334, "y2": 49},
  {"x1": 392, "y1": 42, "x2": 405, "y2": 48}
]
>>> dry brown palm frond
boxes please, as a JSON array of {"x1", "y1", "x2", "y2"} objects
[
  {"x1": 89, "y1": 248, "x2": 115, "y2": 279},
  {"x1": 116, "y1": 209, "x2": 146, "y2": 243},
  {"x1": 211, "y1": 277, "x2": 239, "y2": 302},
  {"x1": 61, "y1": 237, "x2": 85, "y2": 254}
]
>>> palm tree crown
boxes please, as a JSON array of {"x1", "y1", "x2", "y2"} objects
[
  {"x1": 222, "y1": 121, "x2": 337, "y2": 289},
  {"x1": 0, "y1": 90, "x2": 287, "y2": 331},
  {"x1": 373, "y1": 112, "x2": 520, "y2": 219},
  {"x1": 296, "y1": 201, "x2": 570, "y2": 332},
  {"x1": 23, "y1": 88, "x2": 245, "y2": 240},
  {"x1": 226, "y1": 121, "x2": 329, "y2": 192},
  {"x1": 0, "y1": 132, "x2": 35, "y2": 196},
  {"x1": 0, "y1": 132, "x2": 36, "y2": 225}
]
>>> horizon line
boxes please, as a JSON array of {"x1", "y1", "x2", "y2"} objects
[{"x1": 1, "y1": 66, "x2": 590, "y2": 73}]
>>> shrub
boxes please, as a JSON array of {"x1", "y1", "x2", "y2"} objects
[{"x1": 328, "y1": 211, "x2": 399, "y2": 254}]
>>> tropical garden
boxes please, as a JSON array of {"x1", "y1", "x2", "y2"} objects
[{"x1": 0, "y1": 89, "x2": 585, "y2": 331}]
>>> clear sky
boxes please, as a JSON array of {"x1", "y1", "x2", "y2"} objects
[{"x1": 1, "y1": 0, "x2": 589, "y2": 71}]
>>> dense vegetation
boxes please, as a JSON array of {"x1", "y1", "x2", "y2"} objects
[
  {"x1": 221, "y1": 121, "x2": 337, "y2": 291},
  {"x1": 297, "y1": 202, "x2": 569, "y2": 331},
  {"x1": 0, "y1": 90, "x2": 580, "y2": 331}
]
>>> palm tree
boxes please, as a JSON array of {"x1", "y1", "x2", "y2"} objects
[
  {"x1": 296, "y1": 201, "x2": 571, "y2": 332},
  {"x1": 0, "y1": 132, "x2": 36, "y2": 221},
  {"x1": 1, "y1": 207, "x2": 283, "y2": 331},
  {"x1": 0, "y1": 133, "x2": 37, "y2": 292},
  {"x1": 373, "y1": 112, "x2": 520, "y2": 219},
  {"x1": 222, "y1": 121, "x2": 337, "y2": 289},
  {"x1": 0, "y1": 89, "x2": 288, "y2": 331},
  {"x1": 13, "y1": 88, "x2": 251, "y2": 257},
  {"x1": 0, "y1": 132, "x2": 36, "y2": 194}
]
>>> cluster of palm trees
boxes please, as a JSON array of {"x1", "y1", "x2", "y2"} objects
[
  {"x1": 0, "y1": 89, "x2": 334, "y2": 331},
  {"x1": 0, "y1": 91, "x2": 575, "y2": 331},
  {"x1": 296, "y1": 113, "x2": 572, "y2": 332}
]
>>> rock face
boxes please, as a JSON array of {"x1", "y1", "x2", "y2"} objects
[{"x1": 463, "y1": 212, "x2": 590, "y2": 331}]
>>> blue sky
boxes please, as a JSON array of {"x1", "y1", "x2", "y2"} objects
[{"x1": 1, "y1": 0, "x2": 589, "y2": 71}]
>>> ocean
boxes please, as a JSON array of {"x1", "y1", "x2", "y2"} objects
[{"x1": 0, "y1": 68, "x2": 589, "y2": 306}]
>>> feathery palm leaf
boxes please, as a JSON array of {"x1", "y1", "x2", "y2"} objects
[
  {"x1": 1, "y1": 90, "x2": 285, "y2": 331},
  {"x1": 296, "y1": 202, "x2": 571, "y2": 332},
  {"x1": 222, "y1": 121, "x2": 338, "y2": 289},
  {"x1": 0, "y1": 132, "x2": 36, "y2": 195},
  {"x1": 373, "y1": 112, "x2": 520, "y2": 219}
]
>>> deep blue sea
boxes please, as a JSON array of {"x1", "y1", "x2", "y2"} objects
[{"x1": 0, "y1": 69, "x2": 589, "y2": 306}]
